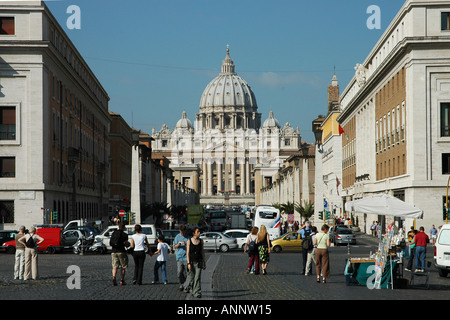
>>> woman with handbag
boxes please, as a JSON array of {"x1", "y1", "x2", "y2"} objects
[
  {"x1": 314, "y1": 224, "x2": 331, "y2": 283},
  {"x1": 130, "y1": 224, "x2": 150, "y2": 285}
]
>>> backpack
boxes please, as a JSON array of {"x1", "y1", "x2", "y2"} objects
[
  {"x1": 302, "y1": 229, "x2": 313, "y2": 251},
  {"x1": 110, "y1": 229, "x2": 121, "y2": 247},
  {"x1": 26, "y1": 234, "x2": 36, "y2": 248},
  {"x1": 248, "y1": 236, "x2": 257, "y2": 254}
]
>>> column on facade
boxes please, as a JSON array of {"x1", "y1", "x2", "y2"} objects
[
  {"x1": 202, "y1": 161, "x2": 207, "y2": 195},
  {"x1": 241, "y1": 159, "x2": 246, "y2": 195},
  {"x1": 302, "y1": 158, "x2": 309, "y2": 203},
  {"x1": 245, "y1": 160, "x2": 251, "y2": 194},
  {"x1": 217, "y1": 162, "x2": 222, "y2": 192},
  {"x1": 207, "y1": 161, "x2": 213, "y2": 195},
  {"x1": 231, "y1": 159, "x2": 236, "y2": 192},
  {"x1": 166, "y1": 178, "x2": 172, "y2": 208}
]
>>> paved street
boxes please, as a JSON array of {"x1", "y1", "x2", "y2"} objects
[{"x1": 1, "y1": 233, "x2": 449, "y2": 302}]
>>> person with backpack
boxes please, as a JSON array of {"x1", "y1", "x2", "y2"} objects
[
  {"x1": 298, "y1": 221, "x2": 312, "y2": 275},
  {"x1": 110, "y1": 223, "x2": 130, "y2": 286},
  {"x1": 244, "y1": 226, "x2": 259, "y2": 275},
  {"x1": 18, "y1": 226, "x2": 44, "y2": 280},
  {"x1": 304, "y1": 226, "x2": 317, "y2": 276}
]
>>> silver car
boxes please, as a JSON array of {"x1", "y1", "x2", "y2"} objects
[
  {"x1": 333, "y1": 227, "x2": 356, "y2": 245},
  {"x1": 200, "y1": 232, "x2": 238, "y2": 253}
]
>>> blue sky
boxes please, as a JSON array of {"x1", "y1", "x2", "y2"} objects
[{"x1": 46, "y1": 0, "x2": 406, "y2": 143}]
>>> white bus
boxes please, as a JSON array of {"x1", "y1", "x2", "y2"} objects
[{"x1": 253, "y1": 205, "x2": 281, "y2": 240}]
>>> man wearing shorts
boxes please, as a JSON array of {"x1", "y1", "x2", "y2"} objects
[
  {"x1": 111, "y1": 223, "x2": 129, "y2": 286},
  {"x1": 430, "y1": 225, "x2": 438, "y2": 246}
]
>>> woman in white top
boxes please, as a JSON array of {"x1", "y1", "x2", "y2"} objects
[{"x1": 130, "y1": 224, "x2": 149, "y2": 285}]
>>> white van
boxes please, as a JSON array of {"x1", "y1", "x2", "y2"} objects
[
  {"x1": 97, "y1": 224, "x2": 159, "y2": 251},
  {"x1": 434, "y1": 224, "x2": 450, "y2": 277}
]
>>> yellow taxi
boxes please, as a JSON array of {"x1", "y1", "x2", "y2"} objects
[{"x1": 271, "y1": 232, "x2": 302, "y2": 253}]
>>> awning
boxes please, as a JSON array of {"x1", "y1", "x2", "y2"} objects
[{"x1": 344, "y1": 194, "x2": 423, "y2": 219}]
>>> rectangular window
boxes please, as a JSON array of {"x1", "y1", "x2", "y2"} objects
[
  {"x1": 441, "y1": 103, "x2": 450, "y2": 137},
  {"x1": 443, "y1": 154, "x2": 450, "y2": 174},
  {"x1": 0, "y1": 107, "x2": 16, "y2": 140},
  {"x1": 442, "y1": 12, "x2": 450, "y2": 31},
  {"x1": 0, "y1": 157, "x2": 15, "y2": 177},
  {"x1": 0, "y1": 201, "x2": 14, "y2": 223},
  {"x1": 0, "y1": 17, "x2": 14, "y2": 35}
]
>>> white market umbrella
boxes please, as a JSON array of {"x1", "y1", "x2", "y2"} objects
[{"x1": 344, "y1": 194, "x2": 423, "y2": 219}]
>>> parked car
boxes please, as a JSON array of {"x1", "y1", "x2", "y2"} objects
[
  {"x1": 333, "y1": 227, "x2": 356, "y2": 245},
  {"x1": 199, "y1": 232, "x2": 238, "y2": 252},
  {"x1": 223, "y1": 229, "x2": 250, "y2": 249},
  {"x1": 434, "y1": 224, "x2": 450, "y2": 277},
  {"x1": 271, "y1": 232, "x2": 302, "y2": 253},
  {"x1": 0, "y1": 230, "x2": 18, "y2": 253},
  {"x1": 97, "y1": 224, "x2": 159, "y2": 251}
]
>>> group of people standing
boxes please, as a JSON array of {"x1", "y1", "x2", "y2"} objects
[
  {"x1": 110, "y1": 223, "x2": 206, "y2": 299},
  {"x1": 14, "y1": 226, "x2": 44, "y2": 281},
  {"x1": 405, "y1": 225, "x2": 433, "y2": 273},
  {"x1": 110, "y1": 223, "x2": 172, "y2": 286},
  {"x1": 244, "y1": 222, "x2": 332, "y2": 283}
]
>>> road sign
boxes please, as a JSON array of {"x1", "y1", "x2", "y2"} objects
[
  {"x1": 163, "y1": 213, "x2": 169, "y2": 221},
  {"x1": 119, "y1": 210, "x2": 126, "y2": 217},
  {"x1": 288, "y1": 214, "x2": 294, "y2": 222}
]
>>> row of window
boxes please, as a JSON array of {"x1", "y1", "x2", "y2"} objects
[{"x1": 375, "y1": 102, "x2": 406, "y2": 154}]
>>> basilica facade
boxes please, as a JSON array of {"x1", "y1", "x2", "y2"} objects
[{"x1": 151, "y1": 49, "x2": 307, "y2": 205}]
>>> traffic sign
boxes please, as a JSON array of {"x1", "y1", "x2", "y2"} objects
[
  {"x1": 119, "y1": 210, "x2": 126, "y2": 217},
  {"x1": 288, "y1": 214, "x2": 294, "y2": 222}
]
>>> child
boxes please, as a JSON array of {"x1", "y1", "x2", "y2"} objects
[{"x1": 152, "y1": 235, "x2": 172, "y2": 284}]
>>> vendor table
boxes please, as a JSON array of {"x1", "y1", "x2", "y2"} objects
[{"x1": 345, "y1": 258, "x2": 400, "y2": 288}]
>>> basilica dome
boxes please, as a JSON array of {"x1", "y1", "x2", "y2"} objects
[
  {"x1": 263, "y1": 110, "x2": 281, "y2": 129},
  {"x1": 199, "y1": 49, "x2": 257, "y2": 110},
  {"x1": 175, "y1": 110, "x2": 193, "y2": 130}
]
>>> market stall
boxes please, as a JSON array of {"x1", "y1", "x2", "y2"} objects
[{"x1": 344, "y1": 194, "x2": 423, "y2": 289}]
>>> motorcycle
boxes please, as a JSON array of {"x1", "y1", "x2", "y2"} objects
[{"x1": 73, "y1": 234, "x2": 106, "y2": 254}]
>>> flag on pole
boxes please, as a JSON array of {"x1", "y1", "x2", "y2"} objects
[
  {"x1": 338, "y1": 125, "x2": 344, "y2": 135},
  {"x1": 336, "y1": 177, "x2": 341, "y2": 196}
]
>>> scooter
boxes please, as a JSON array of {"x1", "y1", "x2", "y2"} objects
[{"x1": 73, "y1": 234, "x2": 106, "y2": 254}]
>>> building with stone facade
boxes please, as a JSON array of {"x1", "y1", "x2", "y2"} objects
[
  {"x1": 313, "y1": 75, "x2": 343, "y2": 222},
  {"x1": 0, "y1": 1, "x2": 110, "y2": 229},
  {"x1": 337, "y1": 0, "x2": 450, "y2": 232},
  {"x1": 152, "y1": 48, "x2": 308, "y2": 206}
]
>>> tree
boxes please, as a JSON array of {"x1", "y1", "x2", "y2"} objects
[
  {"x1": 280, "y1": 202, "x2": 295, "y2": 216},
  {"x1": 295, "y1": 200, "x2": 314, "y2": 224}
]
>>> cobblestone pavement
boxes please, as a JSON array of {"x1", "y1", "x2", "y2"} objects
[{"x1": 1, "y1": 233, "x2": 449, "y2": 301}]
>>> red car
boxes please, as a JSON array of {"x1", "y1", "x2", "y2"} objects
[{"x1": 3, "y1": 227, "x2": 64, "y2": 254}]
